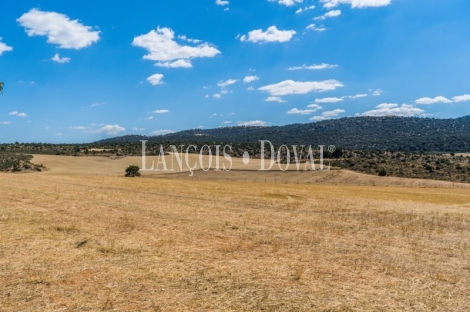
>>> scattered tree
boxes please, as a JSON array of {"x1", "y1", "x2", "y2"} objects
[
  {"x1": 125, "y1": 165, "x2": 141, "y2": 177},
  {"x1": 0, "y1": 82, "x2": 4, "y2": 94}
]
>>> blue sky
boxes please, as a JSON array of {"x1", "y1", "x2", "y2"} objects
[{"x1": 1, "y1": 0, "x2": 470, "y2": 143}]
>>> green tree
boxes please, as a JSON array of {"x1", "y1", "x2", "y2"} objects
[
  {"x1": 0, "y1": 82, "x2": 4, "y2": 94},
  {"x1": 125, "y1": 165, "x2": 141, "y2": 177}
]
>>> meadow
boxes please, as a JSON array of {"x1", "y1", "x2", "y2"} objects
[{"x1": 0, "y1": 155, "x2": 469, "y2": 311}]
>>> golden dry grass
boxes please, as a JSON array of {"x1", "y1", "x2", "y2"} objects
[{"x1": 1, "y1": 168, "x2": 470, "y2": 311}]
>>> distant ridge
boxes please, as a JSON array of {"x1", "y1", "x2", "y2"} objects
[{"x1": 94, "y1": 116, "x2": 470, "y2": 152}]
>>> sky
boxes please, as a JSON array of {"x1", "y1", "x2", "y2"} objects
[{"x1": 1, "y1": 0, "x2": 470, "y2": 143}]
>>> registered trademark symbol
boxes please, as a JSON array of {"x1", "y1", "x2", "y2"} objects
[{"x1": 328, "y1": 145, "x2": 336, "y2": 153}]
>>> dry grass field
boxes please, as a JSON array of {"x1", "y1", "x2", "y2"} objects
[{"x1": 1, "y1": 156, "x2": 470, "y2": 311}]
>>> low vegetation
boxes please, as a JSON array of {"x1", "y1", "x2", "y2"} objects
[{"x1": 0, "y1": 153, "x2": 44, "y2": 172}]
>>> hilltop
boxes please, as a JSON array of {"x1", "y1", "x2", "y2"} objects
[{"x1": 95, "y1": 116, "x2": 470, "y2": 152}]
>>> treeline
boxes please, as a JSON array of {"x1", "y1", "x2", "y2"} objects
[{"x1": 95, "y1": 116, "x2": 470, "y2": 152}]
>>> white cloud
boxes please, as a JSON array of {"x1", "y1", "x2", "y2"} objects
[
  {"x1": 69, "y1": 126, "x2": 88, "y2": 130},
  {"x1": 216, "y1": 0, "x2": 229, "y2": 5},
  {"x1": 269, "y1": 0, "x2": 303, "y2": 6},
  {"x1": 223, "y1": 121, "x2": 232, "y2": 124},
  {"x1": 265, "y1": 96, "x2": 287, "y2": 103},
  {"x1": 213, "y1": 93, "x2": 222, "y2": 99},
  {"x1": 259, "y1": 79, "x2": 343, "y2": 96},
  {"x1": 147, "y1": 73, "x2": 164, "y2": 85},
  {"x1": 321, "y1": 0, "x2": 391, "y2": 9},
  {"x1": 243, "y1": 76, "x2": 260, "y2": 83},
  {"x1": 145, "y1": 116, "x2": 154, "y2": 120},
  {"x1": 372, "y1": 89, "x2": 382, "y2": 96},
  {"x1": 247, "y1": 86, "x2": 255, "y2": 91},
  {"x1": 218, "y1": 79, "x2": 238, "y2": 88},
  {"x1": 314, "y1": 10, "x2": 341, "y2": 20},
  {"x1": 155, "y1": 59, "x2": 192, "y2": 68},
  {"x1": 288, "y1": 63, "x2": 338, "y2": 70},
  {"x1": 415, "y1": 96, "x2": 452, "y2": 105},
  {"x1": 310, "y1": 109, "x2": 345, "y2": 120},
  {"x1": 205, "y1": 94, "x2": 209, "y2": 98},
  {"x1": 297, "y1": 5, "x2": 316, "y2": 13},
  {"x1": 150, "y1": 109, "x2": 169, "y2": 114},
  {"x1": 240, "y1": 26, "x2": 296, "y2": 43},
  {"x1": 52, "y1": 53, "x2": 70, "y2": 63},
  {"x1": 150, "y1": 129, "x2": 174, "y2": 136},
  {"x1": 237, "y1": 120, "x2": 267, "y2": 127},
  {"x1": 315, "y1": 97, "x2": 344, "y2": 103},
  {"x1": 307, "y1": 103, "x2": 323, "y2": 110},
  {"x1": 132, "y1": 127, "x2": 145, "y2": 131},
  {"x1": 90, "y1": 124, "x2": 126, "y2": 136},
  {"x1": 220, "y1": 89, "x2": 232, "y2": 94},
  {"x1": 306, "y1": 24, "x2": 327, "y2": 31},
  {"x1": 361, "y1": 103, "x2": 425, "y2": 117},
  {"x1": 91, "y1": 102, "x2": 105, "y2": 107},
  {"x1": 132, "y1": 27, "x2": 220, "y2": 66},
  {"x1": 287, "y1": 108, "x2": 315, "y2": 115},
  {"x1": 348, "y1": 93, "x2": 367, "y2": 99},
  {"x1": 0, "y1": 38, "x2": 13, "y2": 56},
  {"x1": 17, "y1": 9, "x2": 100, "y2": 49},
  {"x1": 452, "y1": 94, "x2": 470, "y2": 102},
  {"x1": 9, "y1": 111, "x2": 18, "y2": 115},
  {"x1": 0, "y1": 121, "x2": 11, "y2": 125},
  {"x1": 10, "y1": 112, "x2": 28, "y2": 118}
]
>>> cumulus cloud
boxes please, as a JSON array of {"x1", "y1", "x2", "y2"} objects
[
  {"x1": 306, "y1": 24, "x2": 327, "y2": 31},
  {"x1": 216, "y1": 0, "x2": 229, "y2": 5},
  {"x1": 243, "y1": 76, "x2": 260, "y2": 83},
  {"x1": 223, "y1": 121, "x2": 232, "y2": 124},
  {"x1": 307, "y1": 103, "x2": 323, "y2": 110},
  {"x1": 310, "y1": 109, "x2": 345, "y2": 120},
  {"x1": 52, "y1": 53, "x2": 70, "y2": 63},
  {"x1": 90, "y1": 124, "x2": 126, "y2": 136},
  {"x1": 91, "y1": 102, "x2": 105, "y2": 107},
  {"x1": 240, "y1": 26, "x2": 296, "y2": 43},
  {"x1": 314, "y1": 10, "x2": 341, "y2": 20},
  {"x1": 213, "y1": 93, "x2": 222, "y2": 99},
  {"x1": 147, "y1": 73, "x2": 164, "y2": 85},
  {"x1": 237, "y1": 120, "x2": 267, "y2": 127},
  {"x1": 145, "y1": 116, "x2": 154, "y2": 120},
  {"x1": 9, "y1": 111, "x2": 27, "y2": 118},
  {"x1": 132, "y1": 27, "x2": 220, "y2": 66},
  {"x1": 132, "y1": 127, "x2": 145, "y2": 131},
  {"x1": 321, "y1": 0, "x2": 391, "y2": 9},
  {"x1": 155, "y1": 59, "x2": 192, "y2": 68},
  {"x1": 361, "y1": 103, "x2": 425, "y2": 116},
  {"x1": 218, "y1": 79, "x2": 238, "y2": 88},
  {"x1": 0, "y1": 121, "x2": 11, "y2": 125},
  {"x1": 287, "y1": 108, "x2": 316, "y2": 114},
  {"x1": 315, "y1": 97, "x2": 343, "y2": 103},
  {"x1": 17, "y1": 9, "x2": 100, "y2": 49},
  {"x1": 265, "y1": 96, "x2": 287, "y2": 103},
  {"x1": 150, "y1": 109, "x2": 169, "y2": 114},
  {"x1": 415, "y1": 96, "x2": 452, "y2": 105},
  {"x1": 452, "y1": 94, "x2": 470, "y2": 102},
  {"x1": 259, "y1": 79, "x2": 343, "y2": 96},
  {"x1": 288, "y1": 63, "x2": 338, "y2": 70},
  {"x1": 0, "y1": 38, "x2": 13, "y2": 56},
  {"x1": 150, "y1": 129, "x2": 175, "y2": 136}
]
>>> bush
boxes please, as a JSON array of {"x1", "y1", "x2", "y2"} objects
[
  {"x1": 378, "y1": 168, "x2": 387, "y2": 176},
  {"x1": 125, "y1": 165, "x2": 141, "y2": 177}
]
